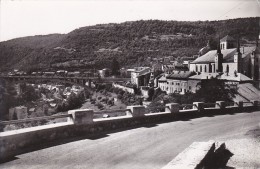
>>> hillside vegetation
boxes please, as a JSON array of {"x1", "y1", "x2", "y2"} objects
[{"x1": 0, "y1": 17, "x2": 259, "y2": 72}]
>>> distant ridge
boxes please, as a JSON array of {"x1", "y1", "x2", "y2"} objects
[{"x1": 0, "y1": 17, "x2": 259, "y2": 72}]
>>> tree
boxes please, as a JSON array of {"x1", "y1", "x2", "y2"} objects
[
  {"x1": 147, "y1": 87, "x2": 155, "y2": 101},
  {"x1": 152, "y1": 88, "x2": 165, "y2": 100},
  {"x1": 22, "y1": 85, "x2": 39, "y2": 102},
  {"x1": 147, "y1": 93, "x2": 167, "y2": 113},
  {"x1": 147, "y1": 78, "x2": 237, "y2": 113},
  {"x1": 0, "y1": 81, "x2": 19, "y2": 121},
  {"x1": 133, "y1": 85, "x2": 141, "y2": 95},
  {"x1": 195, "y1": 78, "x2": 237, "y2": 103},
  {"x1": 111, "y1": 58, "x2": 120, "y2": 76}
]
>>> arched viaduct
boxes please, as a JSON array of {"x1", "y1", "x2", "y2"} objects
[{"x1": 0, "y1": 75, "x2": 130, "y2": 87}]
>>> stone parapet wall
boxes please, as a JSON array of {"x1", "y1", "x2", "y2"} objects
[{"x1": 0, "y1": 101, "x2": 259, "y2": 161}]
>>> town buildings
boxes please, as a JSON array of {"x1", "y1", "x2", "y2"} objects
[
  {"x1": 140, "y1": 35, "x2": 259, "y2": 96},
  {"x1": 156, "y1": 71, "x2": 196, "y2": 94}
]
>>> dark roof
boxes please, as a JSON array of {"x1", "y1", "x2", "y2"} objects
[
  {"x1": 220, "y1": 35, "x2": 235, "y2": 42},
  {"x1": 167, "y1": 71, "x2": 195, "y2": 80},
  {"x1": 189, "y1": 72, "x2": 252, "y2": 82},
  {"x1": 137, "y1": 71, "x2": 151, "y2": 77},
  {"x1": 191, "y1": 46, "x2": 256, "y2": 64}
]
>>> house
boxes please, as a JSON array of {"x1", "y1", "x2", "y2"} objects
[
  {"x1": 9, "y1": 106, "x2": 28, "y2": 120},
  {"x1": 157, "y1": 71, "x2": 196, "y2": 94},
  {"x1": 182, "y1": 55, "x2": 199, "y2": 67},
  {"x1": 71, "y1": 85, "x2": 83, "y2": 94},
  {"x1": 131, "y1": 67, "x2": 151, "y2": 87},
  {"x1": 29, "y1": 108, "x2": 35, "y2": 114},
  {"x1": 198, "y1": 41, "x2": 211, "y2": 56},
  {"x1": 162, "y1": 64, "x2": 175, "y2": 73},
  {"x1": 67, "y1": 71, "x2": 80, "y2": 77},
  {"x1": 126, "y1": 69, "x2": 135, "y2": 77},
  {"x1": 98, "y1": 68, "x2": 110, "y2": 78},
  {"x1": 43, "y1": 72, "x2": 55, "y2": 77},
  {"x1": 162, "y1": 61, "x2": 189, "y2": 73},
  {"x1": 163, "y1": 56, "x2": 174, "y2": 63}
]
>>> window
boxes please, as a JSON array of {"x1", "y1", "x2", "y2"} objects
[
  {"x1": 195, "y1": 65, "x2": 198, "y2": 72},
  {"x1": 200, "y1": 65, "x2": 202, "y2": 72},
  {"x1": 204, "y1": 65, "x2": 207, "y2": 72},
  {"x1": 226, "y1": 64, "x2": 229, "y2": 73}
]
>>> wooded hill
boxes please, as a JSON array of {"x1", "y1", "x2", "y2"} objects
[{"x1": 0, "y1": 17, "x2": 259, "y2": 72}]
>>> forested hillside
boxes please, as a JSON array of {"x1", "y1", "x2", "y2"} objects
[{"x1": 0, "y1": 17, "x2": 259, "y2": 72}]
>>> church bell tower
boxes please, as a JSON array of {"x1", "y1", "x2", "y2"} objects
[
  {"x1": 215, "y1": 38, "x2": 223, "y2": 72},
  {"x1": 234, "y1": 39, "x2": 242, "y2": 73}
]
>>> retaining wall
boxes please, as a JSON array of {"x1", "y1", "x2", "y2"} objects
[
  {"x1": 112, "y1": 83, "x2": 135, "y2": 94},
  {"x1": 0, "y1": 101, "x2": 259, "y2": 161}
]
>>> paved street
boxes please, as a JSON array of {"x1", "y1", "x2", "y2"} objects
[{"x1": 1, "y1": 111, "x2": 260, "y2": 169}]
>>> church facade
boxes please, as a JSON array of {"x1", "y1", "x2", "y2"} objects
[{"x1": 189, "y1": 35, "x2": 260, "y2": 81}]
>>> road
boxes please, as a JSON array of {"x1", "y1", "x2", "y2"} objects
[{"x1": 1, "y1": 111, "x2": 260, "y2": 169}]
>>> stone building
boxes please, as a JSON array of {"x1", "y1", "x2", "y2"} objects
[
  {"x1": 157, "y1": 71, "x2": 196, "y2": 94},
  {"x1": 188, "y1": 72, "x2": 253, "y2": 93},
  {"x1": 131, "y1": 67, "x2": 151, "y2": 87},
  {"x1": 9, "y1": 106, "x2": 28, "y2": 120},
  {"x1": 189, "y1": 35, "x2": 260, "y2": 81}
]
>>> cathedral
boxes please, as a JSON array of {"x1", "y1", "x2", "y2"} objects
[{"x1": 189, "y1": 35, "x2": 260, "y2": 81}]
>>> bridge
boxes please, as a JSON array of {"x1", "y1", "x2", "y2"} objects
[
  {"x1": 0, "y1": 100, "x2": 259, "y2": 168},
  {"x1": 0, "y1": 75, "x2": 131, "y2": 87}
]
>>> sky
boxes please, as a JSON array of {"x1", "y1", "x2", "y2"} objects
[{"x1": 0, "y1": 0, "x2": 259, "y2": 42}]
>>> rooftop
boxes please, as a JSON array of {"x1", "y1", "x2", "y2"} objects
[
  {"x1": 134, "y1": 67, "x2": 150, "y2": 72},
  {"x1": 189, "y1": 72, "x2": 252, "y2": 82},
  {"x1": 167, "y1": 71, "x2": 196, "y2": 80},
  {"x1": 220, "y1": 35, "x2": 235, "y2": 42},
  {"x1": 158, "y1": 74, "x2": 167, "y2": 81},
  {"x1": 191, "y1": 46, "x2": 256, "y2": 64}
]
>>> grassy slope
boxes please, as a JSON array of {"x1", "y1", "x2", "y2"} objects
[{"x1": 0, "y1": 17, "x2": 258, "y2": 72}]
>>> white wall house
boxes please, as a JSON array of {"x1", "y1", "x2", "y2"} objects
[
  {"x1": 131, "y1": 67, "x2": 151, "y2": 87},
  {"x1": 157, "y1": 71, "x2": 196, "y2": 95}
]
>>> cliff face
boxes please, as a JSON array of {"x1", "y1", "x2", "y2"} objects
[{"x1": 0, "y1": 17, "x2": 258, "y2": 72}]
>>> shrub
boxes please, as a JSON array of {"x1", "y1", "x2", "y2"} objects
[
  {"x1": 101, "y1": 97, "x2": 108, "y2": 103},
  {"x1": 117, "y1": 94, "x2": 122, "y2": 99},
  {"x1": 95, "y1": 102, "x2": 104, "y2": 109},
  {"x1": 119, "y1": 90, "x2": 125, "y2": 96},
  {"x1": 107, "y1": 100, "x2": 113, "y2": 105},
  {"x1": 113, "y1": 88, "x2": 120, "y2": 94}
]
